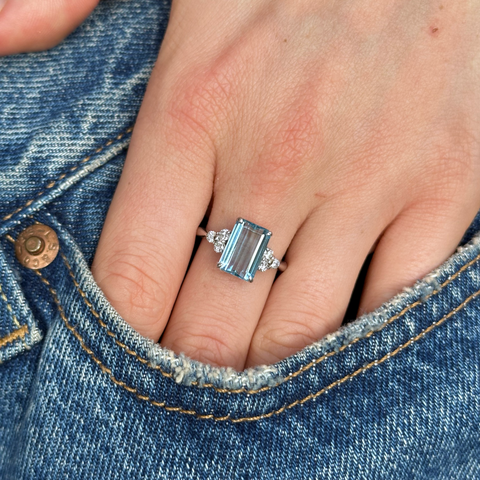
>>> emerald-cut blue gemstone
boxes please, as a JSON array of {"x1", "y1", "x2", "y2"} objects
[{"x1": 218, "y1": 218, "x2": 271, "y2": 282}]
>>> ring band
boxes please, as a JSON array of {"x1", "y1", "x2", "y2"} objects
[{"x1": 196, "y1": 217, "x2": 286, "y2": 282}]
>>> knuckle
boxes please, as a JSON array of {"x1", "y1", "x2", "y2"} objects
[
  {"x1": 247, "y1": 101, "x2": 322, "y2": 198},
  {"x1": 164, "y1": 56, "x2": 244, "y2": 149},
  {"x1": 94, "y1": 251, "x2": 172, "y2": 328},
  {"x1": 431, "y1": 141, "x2": 478, "y2": 181},
  {"x1": 255, "y1": 306, "x2": 336, "y2": 361},
  {"x1": 162, "y1": 99, "x2": 216, "y2": 161},
  {"x1": 168, "y1": 324, "x2": 240, "y2": 368},
  {"x1": 415, "y1": 126, "x2": 480, "y2": 206},
  {"x1": 253, "y1": 321, "x2": 317, "y2": 364},
  {"x1": 340, "y1": 125, "x2": 402, "y2": 188},
  {"x1": 432, "y1": 119, "x2": 479, "y2": 170}
]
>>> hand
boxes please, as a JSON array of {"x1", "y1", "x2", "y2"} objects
[{"x1": 4, "y1": 1, "x2": 480, "y2": 370}]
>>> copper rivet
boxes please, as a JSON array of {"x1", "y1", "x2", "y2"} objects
[{"x1": 15, "y1": 223, "x2": 59, "y2": 270}]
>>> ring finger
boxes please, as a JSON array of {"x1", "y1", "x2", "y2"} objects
[{"x1": 159, "y1": 186, "x2": 303, "y2": 370}]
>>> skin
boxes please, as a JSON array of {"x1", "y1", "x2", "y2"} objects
[{"x1": 3, "y1": 0, "x2": 479, "y2": 370}]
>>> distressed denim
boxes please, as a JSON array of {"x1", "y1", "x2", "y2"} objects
[{"x1": 0, "y1": 1, "x2": 479, "y2": 479}]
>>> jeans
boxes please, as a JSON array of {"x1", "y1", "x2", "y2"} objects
[{"x1": 0, "y1": 1, "x2": 479, "y2": 478}]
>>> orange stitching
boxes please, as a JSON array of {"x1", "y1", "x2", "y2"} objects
[
  {"x1": 280, "y1": 249, "x2": 480, "y2": 384},
  {"x1": 0, "y1": 325, "x2": 28, "y2": 349},
  {"x1": 0, "y1": 282, "x2": 23, "y2": 329},
  {"x1": 36, "y1": 263, "x2": 480, "y2": 422},
  {"x1": 57, "y1": 241, "x2": 480, "y2": 394},
  {"x1": 0, "y1": 282, "x2": 29, "y2": 350},
  {"x1": 2, "y1": 127, "x2": 134, "y2": 222}
]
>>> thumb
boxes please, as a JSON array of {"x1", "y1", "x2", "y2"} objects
[{"x1": 0, "y1": 0, "x2": 99, "y2": 56}]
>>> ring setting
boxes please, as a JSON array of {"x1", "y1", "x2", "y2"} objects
[{"x1": 197, "y1": 217, "x2": 285, "y2": 282}]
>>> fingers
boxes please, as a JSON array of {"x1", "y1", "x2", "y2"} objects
[
  {"x1": 0, "y1": 0, "x2": 99, "y2": 56},
  {"x1": 243, "y1": 200, "x2": 383, "y2": 368},
  {"x1": 357, "y1": 198, "x2": 480, "y2": 316},
  {"x1": 159, "y1": 194, "x2": 300, "y2": 370},
  {"x1": 90, "y1": 66, "x2": 216, "y2": 342}
]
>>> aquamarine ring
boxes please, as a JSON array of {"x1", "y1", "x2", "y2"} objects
[{"x1": 196, "y1": 217, "x2": 287, "y2": 283}]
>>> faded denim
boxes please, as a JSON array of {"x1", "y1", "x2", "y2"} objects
[{"x1": 0, "y1": 1, "x2": 479, "y2": 478}]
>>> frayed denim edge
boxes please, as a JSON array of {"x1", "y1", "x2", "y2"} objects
[
  {"x1": 147, "y1": 345, "x2": 283, "y2": 390},
  {"x1": 145, "y1": 230, "x2": 480, "y2": 390}
]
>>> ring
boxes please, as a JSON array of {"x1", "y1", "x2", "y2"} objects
[{"x1": 196, "y1": 217, "x2": 287, "y2": 282}]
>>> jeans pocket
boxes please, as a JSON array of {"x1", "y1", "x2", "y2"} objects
[
  {"x1": 28, "y1": 202, "x2": 480, "y2": 424},
  {"x1": 0, "y1": 127, "x2": 134, "y2": 365}
]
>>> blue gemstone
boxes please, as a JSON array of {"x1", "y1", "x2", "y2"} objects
[{"x1": 218, "y1": 218, "x2": 271, "y2": 282}]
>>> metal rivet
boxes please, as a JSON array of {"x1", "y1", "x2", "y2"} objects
[
  {"x1": 25, "y1": 236, "x2": 45, "y2": 255},
  {"x1": 15, "y1": 223, "x2": 59, "y2": 270}
]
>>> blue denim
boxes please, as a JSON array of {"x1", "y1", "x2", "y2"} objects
[{"x1": 1, "y1": 1, "x2": 479, "y2": 478}]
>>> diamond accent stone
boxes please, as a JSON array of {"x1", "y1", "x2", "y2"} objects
[
  {"x1": 206, "y1": 231, "x2": 216, "y2": 243},
  {"x1": 216, "y1": 229, "x2": 229, "y2": 242},
  {"x1": 213, "y1": 243, "x2": 224, "y2": 253},
  {"x1": 211, "y1": 229, "x2": 230, "y2": 253},
  {"x1": 257, "y1": 247, "x2": 279, "y2": 272},
  {"x1": 257, "y1": 262, "x2": 268, "y2": 272}
]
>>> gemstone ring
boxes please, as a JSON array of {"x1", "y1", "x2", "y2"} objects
[{"x1": 196, "y1": 218, "x2": 287, "y2": 282}]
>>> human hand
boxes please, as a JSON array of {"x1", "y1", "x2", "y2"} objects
[{"x1": 5, "y1": 0, "x2": 480, "y2": 371}]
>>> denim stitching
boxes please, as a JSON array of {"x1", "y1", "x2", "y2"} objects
[
  {"x1": 277, "y1": 250, "x2": 480, "y2": 383},
  {"x1": 0, "y1": 282, "x2": 29, "y2": 350},
  {"x1": 1, "y1": 126, "x2": 134, "y2": 222},
  {"x1": 0, "y1": 325, "x2": 29, "y2": 349},
  {"x1": 56, "y1": 238, "x2": 480, "y2": 394},
  {"x1": 35, "y1": 264, "x2": 480, "y2": 422}
]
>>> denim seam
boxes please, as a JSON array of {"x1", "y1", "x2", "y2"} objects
[
  {"x1": 0, "y1": 282, "x2": 29, "y2": 351},
  {"x1": 1, "y1": 126, "x2": 134, "y2": 223},
  {"x1": 55, "y1": 237, "x2": 480, "y2": 394},
  {"x1": 35, "y1": 263, "x2": 480, "y2": 422}
]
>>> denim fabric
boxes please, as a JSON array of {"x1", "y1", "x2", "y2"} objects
[{"x1": 1, "y1": 1, "x2": 479, "y2": 479}]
